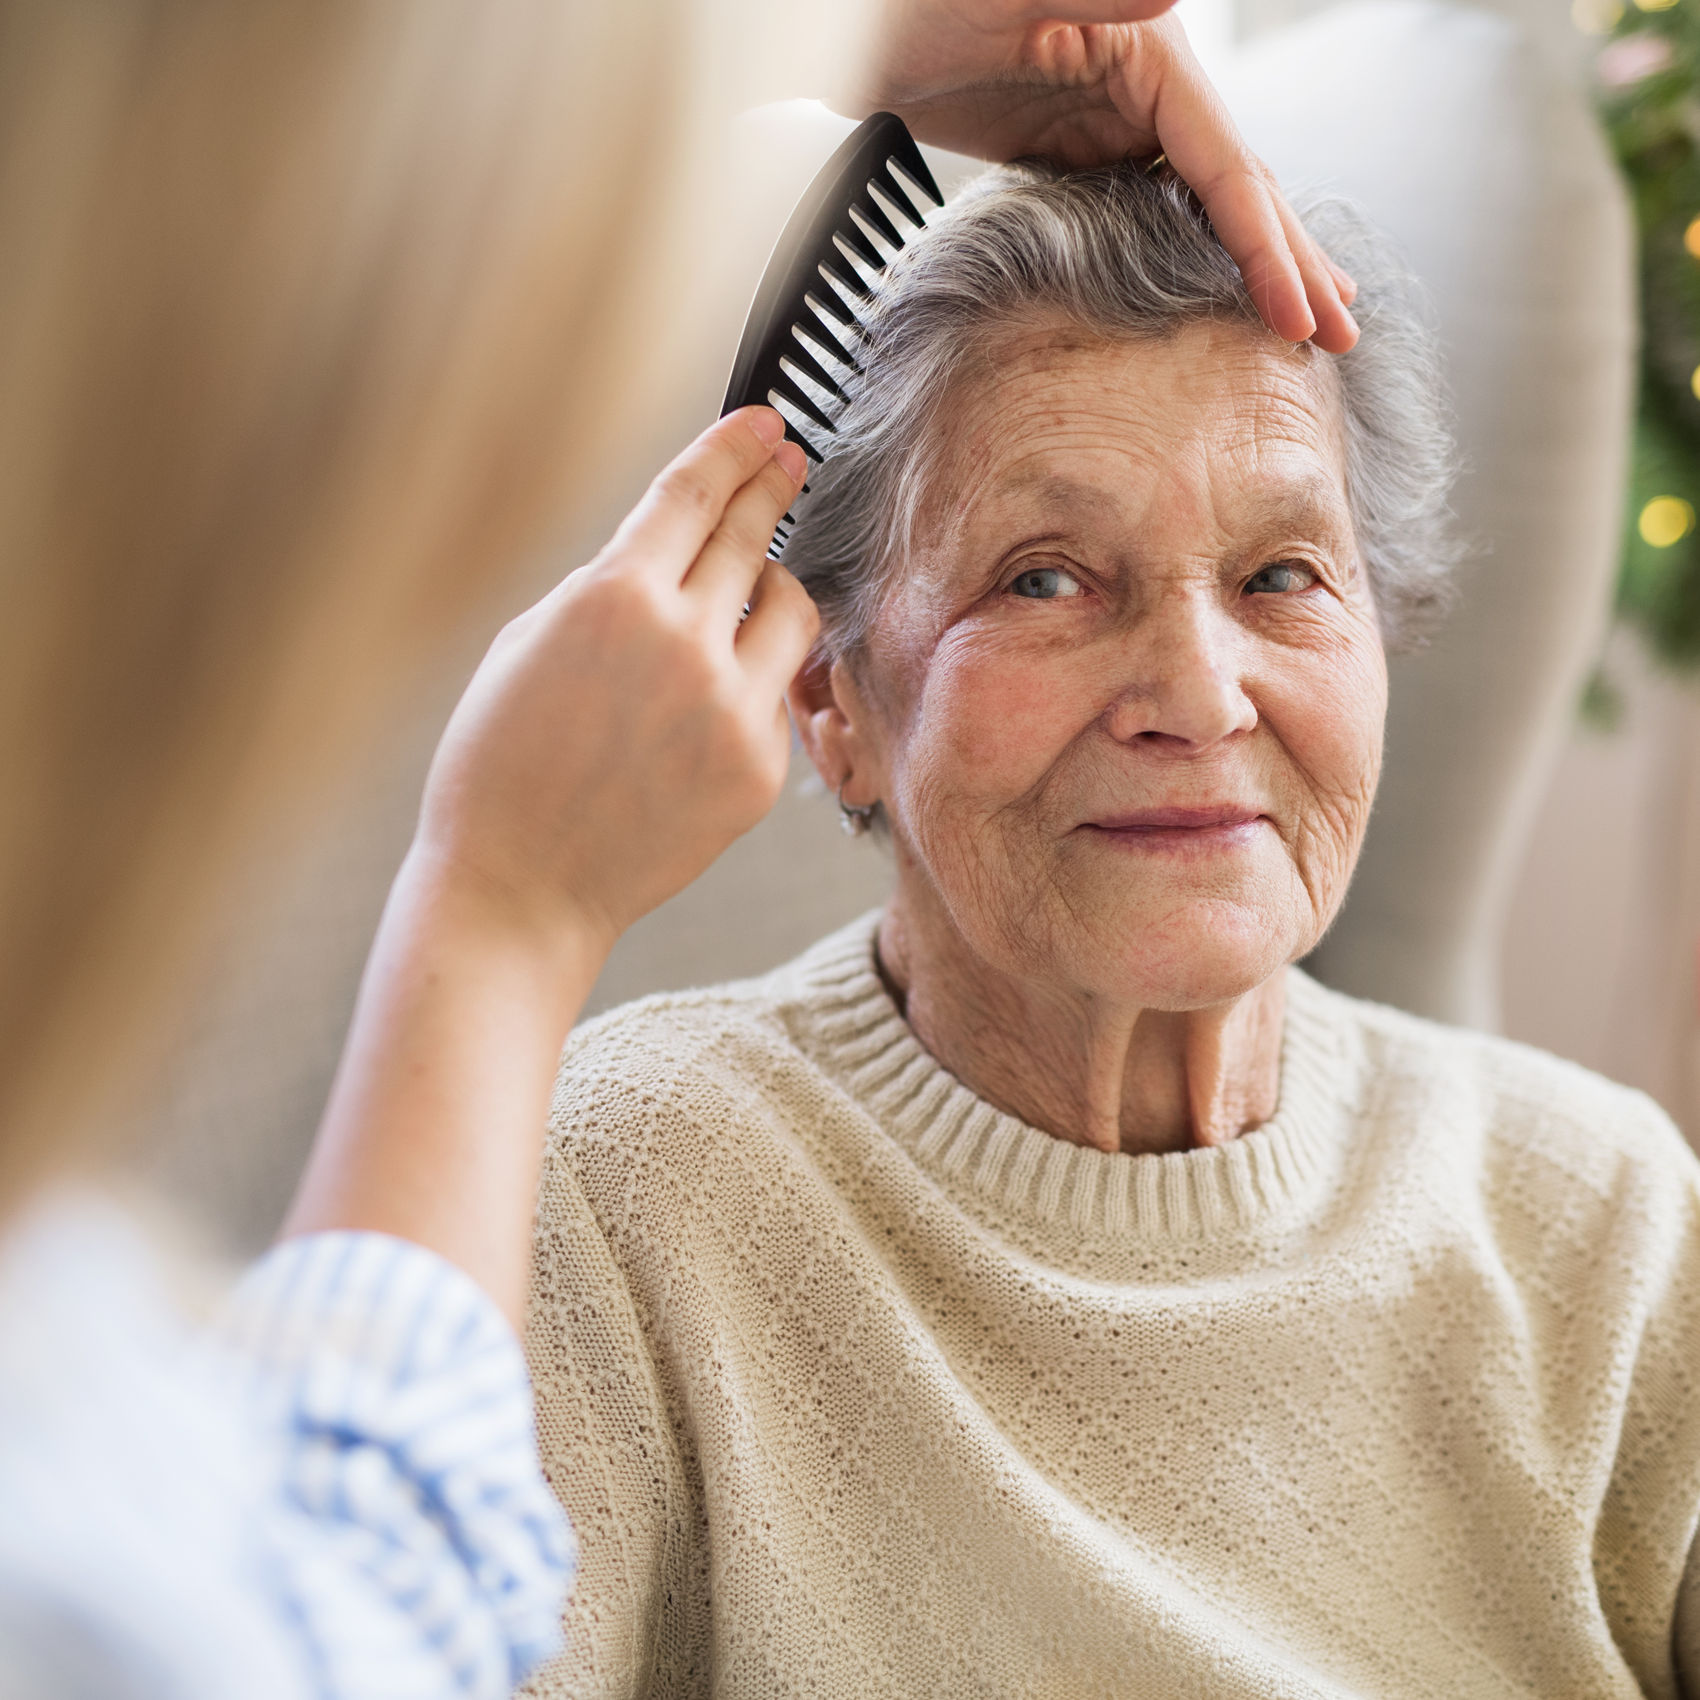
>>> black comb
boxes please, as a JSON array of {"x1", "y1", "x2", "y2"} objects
[{"x1": 720, "y1": 112, "x2": 943, "y2": 557}]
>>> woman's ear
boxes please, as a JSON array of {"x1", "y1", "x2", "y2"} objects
[{"x1": 788, "y1": 652, "x2": 881, "y2": 806}]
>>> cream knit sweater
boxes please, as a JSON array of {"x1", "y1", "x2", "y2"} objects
[{"x1": 524, "y1": 914, "x2": 1700, "y2": 1700}]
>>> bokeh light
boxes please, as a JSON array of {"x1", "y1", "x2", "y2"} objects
[
  {"x1": 1691, "y1": 363, "x2": 1700, "y2": 400},
  {"x1": 1639, "y1": 495, "x2": 1696, "y2": 547},
  {"x1": 1573, "y1": 0, "x2": 1624, "y2": 27},
  {"x1": 1636, "y1": 0, "x2": 1681, "y2": 11},
  {"x1": 1600, "y1": 33, "x2": 1675, "y2": 83},
  {"x1": 1686, "y1": 216, "x2": 1700, "y2": 258}
]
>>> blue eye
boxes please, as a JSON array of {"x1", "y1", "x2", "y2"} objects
[
  {"x1": 1010, "y1": 566, "x2": 1082, "y2": 599},
  {"x1": 1245, "y1": 562, "x2": 1314, "y2": 594}
]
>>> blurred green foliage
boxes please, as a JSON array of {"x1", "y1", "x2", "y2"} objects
[{"x1": 1594, "y1": 0, "x2": 1700, "y2": 669}]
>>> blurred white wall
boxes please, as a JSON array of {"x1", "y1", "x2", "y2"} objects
[
  {"x1": 1239, "y1": 0, "x2": 1592, "y2": 79},
  {"x1": 1176, "y1": 0, "x2": 1239, "y2": 72}
]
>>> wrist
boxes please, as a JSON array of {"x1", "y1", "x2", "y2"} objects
[{"x1": 389, "y1": 841, "x2": 617, "y2": 1030}]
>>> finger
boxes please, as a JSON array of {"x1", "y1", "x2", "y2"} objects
[
  {"x1": 1126, "y1": 37, "x2": 1353, "y2": 348},
  {"x1": 734, "y1": 560, "x2": 821, "y2": 696},
  {"x1": 603, "y1": 406, "x2": 788, "y2": 587},
  {"x1": 1186, "y1": 163, "x2": 1316, "y2": 342},
  {"x1": 1172, "y1": 149, "x2": 1359, "y2": 349},
  {"x1": 1274, "y1": 198, "x2": 1359, "y2": 353},
  {"x1": 1328, "y1": 258, "x2": 1359, "y2": 308},
  {"x1": 683, "y1": 442, "x2": 808, "y2": 618},
  {"x1": 1122, "y1": 46, "x2": 1311, "y2": 340}
]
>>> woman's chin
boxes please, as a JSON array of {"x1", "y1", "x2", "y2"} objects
[{"x1": 1049, "y1": 898, "x2": 1303, "y2": 1010}]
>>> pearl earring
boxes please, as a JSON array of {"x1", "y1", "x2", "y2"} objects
[{"x1": 837, "y1": 781, "x2": 876, "y2": 838}]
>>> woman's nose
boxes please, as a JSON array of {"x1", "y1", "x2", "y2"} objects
[{"x1": 1101, "y1": 590, "x2": 1257, "y2": 750}]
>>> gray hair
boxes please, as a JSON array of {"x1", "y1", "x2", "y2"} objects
[{"x1": 781, "y1": 158, "x2": 1458, "y2": 658}]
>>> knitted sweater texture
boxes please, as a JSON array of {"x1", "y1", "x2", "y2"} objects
[{"x1": 524, "y1": 914, "x2": 1700, "y2": 1699}]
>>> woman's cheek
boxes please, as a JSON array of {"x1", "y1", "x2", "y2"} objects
[
  {"x1": 907, "y1": 637, "x2": 1083, "y2": 814},
  {"x1": 1265, "y1": 634, "x2": 1386, "y2": 878}
]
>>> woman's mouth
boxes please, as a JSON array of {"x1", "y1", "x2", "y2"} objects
[{"x1": 1080, "y1": 807, "x2": 1269, "y2": 850}]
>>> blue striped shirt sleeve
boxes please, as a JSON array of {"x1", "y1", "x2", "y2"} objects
[{"x1": 216, "y1": 1232, "x2": 575, "y2": 1698}]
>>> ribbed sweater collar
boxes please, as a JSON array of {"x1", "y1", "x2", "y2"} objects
[{"x1": 786, "y1": 914, "x2": 1356, "y2": 1242}]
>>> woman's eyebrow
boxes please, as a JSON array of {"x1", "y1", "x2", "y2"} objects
[
  {"x1": 991, "y1": 470, "x2": 1120, "y2": 517},
  {"x1": 1231, "y1": 473, "x2": 1353, "y2": 536}
]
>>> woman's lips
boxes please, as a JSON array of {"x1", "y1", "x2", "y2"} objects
[{"x1": 1080, "y1": 807, "x2": 1269, "y2": 848}]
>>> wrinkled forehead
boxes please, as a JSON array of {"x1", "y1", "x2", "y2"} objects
[{"x1": 917, "y1": 319, "x2": 1350, "y2": 544}]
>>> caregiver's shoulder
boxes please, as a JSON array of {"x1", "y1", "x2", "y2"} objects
[{"x1": 1300, "y1": 967, "x2": 1700, "y2": 1192}]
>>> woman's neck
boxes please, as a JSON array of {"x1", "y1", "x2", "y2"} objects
[{"x1": 875, "y1": 888, "x2": 1285, "y2": 1157}]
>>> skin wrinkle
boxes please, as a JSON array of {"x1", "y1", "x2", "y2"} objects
[{"x1": 791, "y1": 322, "x2": 1386, "y2": 1156}]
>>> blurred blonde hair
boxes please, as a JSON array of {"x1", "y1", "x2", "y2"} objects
[{"x1": 0, "y1": 0, "x2": 670, "y2": 1209}]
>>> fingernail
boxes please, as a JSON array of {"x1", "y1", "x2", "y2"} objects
[
  {"x1": 1326, "y1": 307, "x2": 1360, "y2": 347},
  {"x1": 775, "y1": 440, "x2": 808, "y2": 483},
  {"x1": 1276, "y1": 277, "x2": 1314, "y2": 346},
  {"x1": 748, "y1": 407, "x2": 785, "y2": 447}
]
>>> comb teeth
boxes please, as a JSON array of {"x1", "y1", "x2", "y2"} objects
[
  {"x1": 820, "y1": 254, "x2": 872, "y2": 307},
  {"x1": 767, "y1": 393, "x2": 826, "y2": 462},
  {"x1": 782, "y1": 336, "x2": 848, "y2": 404},
  {"x1": 807, "y1": 289, "x2": 869, "y2": 379},
  {"x1": 804, "y1": 285, "x2": 866, "y2": 346},
  {"x1": 889, "y1": 147, "x2": 940, "y2": 215},
  {"x1": 771, "y1": 374, "x2": 836, "y2": 439},
  {"x1": 720, "y1": 113, "x2": 945, "y2": 548},
  {"x1": 854, "y1": 192, "x2": 903, "y2": 252},
  {"x1": 835, "y1": 216, "x2": 884, "y2": 273},
  {"x1": 798, "y1": 307, "x2": 864, "y2": 378},
  {"x1": 870, "y1": 164, "x2": 924, "y2": 227}
]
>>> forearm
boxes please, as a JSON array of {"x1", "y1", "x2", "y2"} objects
[{"x1": 282, "y1": 845, "x2": 609, "y2": 1327}]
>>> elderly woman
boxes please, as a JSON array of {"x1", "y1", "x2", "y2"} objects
[{"x1": 524, "y1": 161, "x2": 1700, "y2": 1700}]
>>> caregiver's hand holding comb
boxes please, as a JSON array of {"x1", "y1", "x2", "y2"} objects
[
  {"x1": 285, "y1": 410, "x2": 814, "y2": 1325},
  {"x1": 861, "y1": 0, "x2": 1360, "y2": 352}
]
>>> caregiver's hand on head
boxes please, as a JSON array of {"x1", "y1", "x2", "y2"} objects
[
  {"x1": 284, "y1": 407, "x2": 814, "y2": 1322},
  {"x1": 860, "y1": 1, "x2": 1359, "y2": 352}
]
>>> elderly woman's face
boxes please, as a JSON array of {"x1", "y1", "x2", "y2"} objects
[{"x1": 847, "y1": 321, "x2": 1386, "y2": 1010}]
